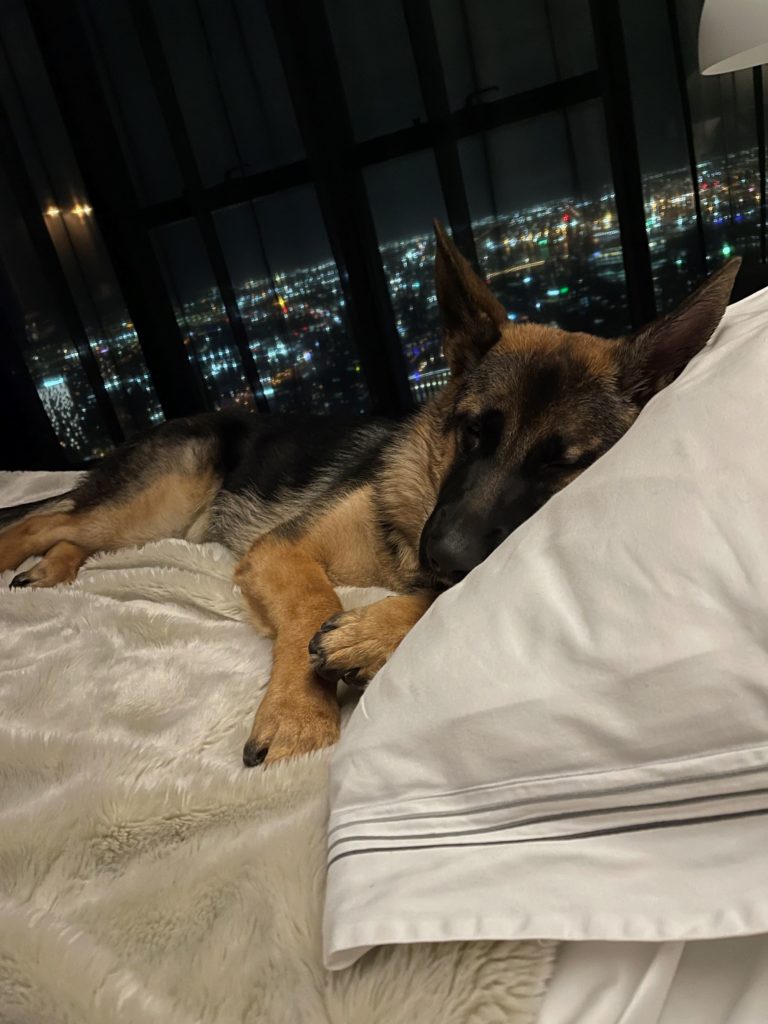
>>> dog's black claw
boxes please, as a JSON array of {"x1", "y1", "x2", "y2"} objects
[
  {"x1": 242, "y1": 739, "x2": 268, "y2": 768},
  {"x1": 313, "y1": 661, "x2": 341, "y2": 684},
  {"x1": 343, "y1": 669, "x2": 369, "y2": 691},
  {"x1": 311, "y1": 660, "x2": 363, "y2": 686},
  {"x1": 9, "y1": 572, "x2": 31, "y2": 589},
  {"x1": 308, "y1": 632, "x2": 323, "y2": 657}
]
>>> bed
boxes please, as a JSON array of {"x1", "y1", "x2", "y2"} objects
[
  {"x1": 0, "y1": 469, "x2": 553, "y2": 1024},
  {"x1": 3, "y1": 288, "x2": 768, "y2": 1023}
]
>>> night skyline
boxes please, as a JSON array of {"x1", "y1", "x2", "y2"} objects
[{"x1": 25, "y1": 150, "x2": 761, "y2": 462}]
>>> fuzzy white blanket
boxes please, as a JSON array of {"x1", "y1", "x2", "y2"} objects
[{"x1": 0, "y1": 471, "x2": 554, "y2": 1024}]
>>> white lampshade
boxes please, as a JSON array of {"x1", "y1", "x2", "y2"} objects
[{"x1": 699, "y1": 0, "x2": 768, "y2": 75}]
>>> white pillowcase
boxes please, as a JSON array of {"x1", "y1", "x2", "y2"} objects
[{"x1": 323, "y1": 286, "x2": 768, "y2": 970}]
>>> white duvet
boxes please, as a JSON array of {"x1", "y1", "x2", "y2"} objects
[{"x1": 0, "y1": 471, "x2": 553, "y2": 1024}]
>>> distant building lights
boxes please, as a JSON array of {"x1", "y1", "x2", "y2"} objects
[{"x1": 722, "y1": 243, "x2": 733, "y2": 258}]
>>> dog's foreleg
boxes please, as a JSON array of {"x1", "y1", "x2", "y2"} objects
[
  {"x1": 308, "y1": 592, "x2": 436, "y2": 688},
  {"x1": 236, "y1": 538, "x2": 342, "y2": 767}
]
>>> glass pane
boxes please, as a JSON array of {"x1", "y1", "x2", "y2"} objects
[
  {"x1": 434, "y1": 0, "x2": 596, "y2": 111},
  {"x1": 152, "y1": 219, "x2": 255, "y2": 411},
  {"x1": 676, "y1": 0, "x2": 762, "y2": 270},
  {"x1": 43, "y1": 207, "x2": 163, "y2": 433},
  {"x1": 325, "y1": 0, "x2": 425, "y2": 140},
  {"x1": 0, "y1": 172, "x2": 112, "y2": 461},
  {"x1": 459, "y1": 101, "x2": 629, "y2": 338},
  {"x1": 365, "y1": 151, "x2": 449, "y2": 403},
  {"x1": 151, "y1": 0, "x2": 303, "y2": 188},
  {"x1": 621, "y1": 0, "x2": 702, "y2": 312},
  {"x1": 84, "y1": 0, "x2": 184, "y2": 205},
  {"x1": 215, "y1": 186, "x2": 369, "y2": 414},
  {"x1": 0, "y1": 0, "x2": 163, "y2": 441}
]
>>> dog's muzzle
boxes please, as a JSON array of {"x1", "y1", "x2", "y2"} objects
[
  {"x1": 419, "y1": 474, "x2": 540, "y2": 585},
  {"x1": 419, "y1": 506, "x2": 510, "y2": 585}
]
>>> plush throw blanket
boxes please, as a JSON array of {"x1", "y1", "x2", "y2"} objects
[{"x1": 0, "y1": 471, "x2": 554, "y2": 1024}]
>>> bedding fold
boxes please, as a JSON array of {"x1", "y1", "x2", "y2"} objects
[{"x1": 324, "y1": 285, "x2": 768, "y2": 969}]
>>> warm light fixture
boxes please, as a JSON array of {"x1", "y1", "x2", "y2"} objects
[
  {"x1": 699, "y1": 0, "x2": 768, "y2": 75},
  {"x1": 45, "y1": 205, "x2": 61, "y2": 216},
  {"x1": 71, "y1": 203, "x2": 93, "y2": 217}
]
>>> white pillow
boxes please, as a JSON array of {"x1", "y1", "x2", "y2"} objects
[{"x1": 323, "y1": 287, "x2": 768, "y2": 970}]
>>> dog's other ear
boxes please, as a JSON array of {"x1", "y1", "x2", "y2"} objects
[
  {"x1": 619, "y1": 257, "x2": 742, "y2": 406},
  {"x1": 434, "y1": 221, "x2": 508, "y2": 376}
]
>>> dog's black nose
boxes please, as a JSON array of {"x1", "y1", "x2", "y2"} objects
[{"x1": 422, "y1": 527, "x2": 486, "y2": 584}]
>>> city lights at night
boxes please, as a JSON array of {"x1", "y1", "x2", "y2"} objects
[{"x1": 26, "y1": 155, "x2": 762, "y2": 461}]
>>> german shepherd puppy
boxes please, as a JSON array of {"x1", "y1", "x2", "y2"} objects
[{"x1": 0, "y1": 225, "x2": 740, "y2": 767}]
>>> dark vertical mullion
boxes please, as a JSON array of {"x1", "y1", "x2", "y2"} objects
[
  {"x1": 26, "y1": 0, "x2": 206, "y2": 422},
  {"x1": 589, "y1": 0, "x2": 656, "y2": 328},
  {"x1": 127, "y1": 0, "x2": 269, "y2": 413},
  {"x1": 753, "y1": 67, "x2": 767, "y2": 264},
  {"x1": 544, "y1": 1, "x2": 583, "y2": 199},
  {"x1": 401, "y1": 0, "x2": 478, "y2": 268},
  {"x1": 0, "y1": 93, "x2": 124, "y2": 446},
  {"x1": 265, "y1": 0, "x2": 412, "y2": 415},
  {"x1": 191, "y1": 0, "x2": 292, "y2": 393},
  {"x1": 457, "y1": 0, "x2": 500, "y2": 230},
  {"x1": 228, "y1": 0, "x2": 283, "y2": 161},
  {"x1": 666, "y1": 0, "x2": 707, "y2": 276}
]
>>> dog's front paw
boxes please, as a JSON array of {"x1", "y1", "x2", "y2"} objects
[
  {"x1": 243, "y1": 686, "x2": 340, "y2": 767},
  {"x1": 308, "y1": 606, "x2": 392, "y2": 689}
]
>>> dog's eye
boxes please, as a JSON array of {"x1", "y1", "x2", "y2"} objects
[
  {"x1": 542, "y1": 450, "x2": 598, "y2": 473},
  {"x1": 458, "y1": 410, "x2": 503, "y2": 453},
  {"x1": 458, "y1": 419, "x2": 482, "y2": 452},
  {"x1": 524, "y1": 435, "x2": 603, "y2": 477}
]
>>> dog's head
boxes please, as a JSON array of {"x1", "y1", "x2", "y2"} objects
[{"x1": 419, "y1": 222, "x2": 741, "y2": 585}]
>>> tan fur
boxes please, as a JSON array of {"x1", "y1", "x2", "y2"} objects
[
  {"x1": 0, "y1": 511, "x2": 75, "y2": 573},
  {"x1": 302, "y1": 486, "x2": 385, "y2": 589},
  {"x1": 236, "y1": 539, "x2": 342, "y2": 764},
  {"x1": 309, "y1": 593, "x2": 435, "y2": 685},
  {"x1": 13, "y1": 541, "x2": 88, "y2": 588},
  {"x1": 497, "y1": 323, "x2": 619, "y2": 378},
  {"x1": 374, "y1": 384, "x2": 460, "y2": 577},
  {"x1": 0, "y1": 471, "x2": 219, "y2": 578}
]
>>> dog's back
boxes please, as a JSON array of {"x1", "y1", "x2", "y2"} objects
[{"x1": 0, "y1": 410, "x2": 398, "y2": 587}]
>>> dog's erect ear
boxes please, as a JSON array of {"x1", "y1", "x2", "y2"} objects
[
  {"x1": 618, "y1": 257, "x2": 742, "y2": 406},
  {"x1": 434, "y1": 221, "x2": 508, "y2": 376}
]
